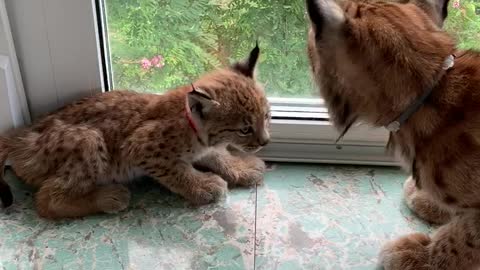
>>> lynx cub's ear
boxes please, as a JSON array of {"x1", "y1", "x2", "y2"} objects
[
  {"x1": 306, "y1": 0, "x2": 346, "y2": 39},
  {"x1": 231, "y1": 44, "x2": 260, "y2": 78},
  {"x1": 187, "y1": 86, "x2": 219, "y2": 119}
]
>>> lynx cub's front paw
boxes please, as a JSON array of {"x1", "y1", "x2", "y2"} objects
[
  {"x1": 188, "y1": 173, "x2": 228, "y2": 205},
  {"x1": 96, "y1": 184, "x2": 131, "y2": 214},
  {"x1": 236, "y1": 156, "x2": 266, "y2": 186}
]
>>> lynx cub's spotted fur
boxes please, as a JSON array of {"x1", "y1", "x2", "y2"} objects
[{"x1": 0, "y1": 46, "x2": 270, "y2": 219}]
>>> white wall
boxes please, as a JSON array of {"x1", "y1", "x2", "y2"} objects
[
  {"x1": 0, "y1": 0, "x2": 30, "y2": 133},
  {"x1": 5, "y1": 0, "x2": 105, "y2": 119}
]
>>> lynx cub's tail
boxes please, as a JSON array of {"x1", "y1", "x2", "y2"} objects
[{"x1": 0, "y1": 136, "x2": 13, "y2": 207}]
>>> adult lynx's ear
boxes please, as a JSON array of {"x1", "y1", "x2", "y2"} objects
[
  {"x1": 306, "y1": 0, "x2": 346, "y2": 39},
  {"x1": 187, "y1": 85, "x2": 219, "y2": 119},
  {"x1": 411, "y1": 0, "x2": 451, "y2": 27},
  {"x1": 428, "y1": 0, "x2": 449, "y2": 27},
  {"x1": 231, "y1": 44, "x2": 260, "y2": 78},
  {"x1": 437, "y1": 0, "x2": 451, "y2": 22}
]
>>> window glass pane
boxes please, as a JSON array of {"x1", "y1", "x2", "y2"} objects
[
  {"x1": 444, "y1": 0, "x2": 480, "y2": 50},
  {"x1": 104, "y1": 0, "x2": 315, "y2": 97},
  {"x1": 103, "y1": 0, "x2": 480, "y2": 98}
]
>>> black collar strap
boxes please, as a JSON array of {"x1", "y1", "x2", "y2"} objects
[{"x1": 385, "y1": 55, "x2": 455, "y2": 132}]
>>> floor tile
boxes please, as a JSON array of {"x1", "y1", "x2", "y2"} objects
[
  {"x1": 255, "y1": 164, "x2": 432, "y2": 270},
  {"x1": 0, "y1": 170, "x2": 256, "y2": 270}
]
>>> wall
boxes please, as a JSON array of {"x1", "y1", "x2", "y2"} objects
[
  {"x1": 0, "y1": 0, "x2": 30, "y2": 133},
  {"x1": 5, "y1": 0, "x2": 104, "y2": 119}
]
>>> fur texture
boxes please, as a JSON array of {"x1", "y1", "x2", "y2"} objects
[
  {"x1": 0, "y1": 46, "x2": 270, "y2": 219},
  {"x1": 306, "y1": 0, "x2": 480, "y2": 268}
]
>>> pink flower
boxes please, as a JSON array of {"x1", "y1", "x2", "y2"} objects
[
  {"x1": 151, "y1": 55, "x2": 165, "y2": 68},
  {"x1": 141, "y1": 58, "x2": 152, "y2": 70},
  {"x1": 452, "y1": 0, "x2": 460, "y2": 9}
]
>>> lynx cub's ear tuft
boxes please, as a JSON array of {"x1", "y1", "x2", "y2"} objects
[{"x1": 231, "y1": 44, "x2": 260, "y2": 78}]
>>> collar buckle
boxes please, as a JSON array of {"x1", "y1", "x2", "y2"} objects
[{"x1": 385, "y1": 121, "x2": 400, "y2": 132}]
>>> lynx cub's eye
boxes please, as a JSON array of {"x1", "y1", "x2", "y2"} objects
[{"x1": 238, "y1": 126, "x2": 253, "y2": 136}]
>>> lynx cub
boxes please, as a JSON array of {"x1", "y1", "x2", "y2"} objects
[{"x1": 0, "y1": 46, "x2": 270, "y2": 219}]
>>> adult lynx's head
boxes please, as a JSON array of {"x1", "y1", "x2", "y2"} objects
[
  {"x1": 188, "y1": 45, "x2": 270, "y2": 153},
  {"x1": 306, "y1": 0, "x2": 454, "y2": 132}
]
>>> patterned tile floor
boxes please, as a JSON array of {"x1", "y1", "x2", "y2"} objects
[{"x1": 0, "y1": 164, "x2": 432, "y2": 270}]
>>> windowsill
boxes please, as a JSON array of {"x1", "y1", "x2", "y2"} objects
[{"x1": 260, "y1": 118, "x2": 393, "y2": 166}]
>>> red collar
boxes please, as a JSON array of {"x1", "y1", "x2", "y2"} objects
[{"x1": 185, "y1": 100, "x2": 200, "y2": 138}]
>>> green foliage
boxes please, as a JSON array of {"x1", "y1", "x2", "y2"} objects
[
  {"x1": 105, "y1": 0, "x2": 313, "y2": 96},
  {"x1": 444, "y1": 0, "x2": 480, "y2": 50},
  {"x1": 105, "y1": 0, "x2": 480, "y2": 96}
]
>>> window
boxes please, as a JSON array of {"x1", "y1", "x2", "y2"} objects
[
  {"x1": 99, "y1": 0, "x2": 394, "y2": 164},
  {"x1": 103, "y1": 0, "x2": 314, "y2": 98},
  {"x1": 102, "y1": 0, "x2": 480, "y2": 96},
  {"x1": 5, "y1": 0, "x2": 479, "y2": 165}
]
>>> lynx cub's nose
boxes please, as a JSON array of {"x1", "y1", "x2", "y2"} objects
[{"x1": 259, "y1": 137, "x2": 270, "y2": 147}]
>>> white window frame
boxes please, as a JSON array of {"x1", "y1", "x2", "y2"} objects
[
  {"x1": 5, "y1": 0, "x2": 394, "y2": 166},
  {"x1": 0, "y1": 0, "x2": 30, "y2": 133}
]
